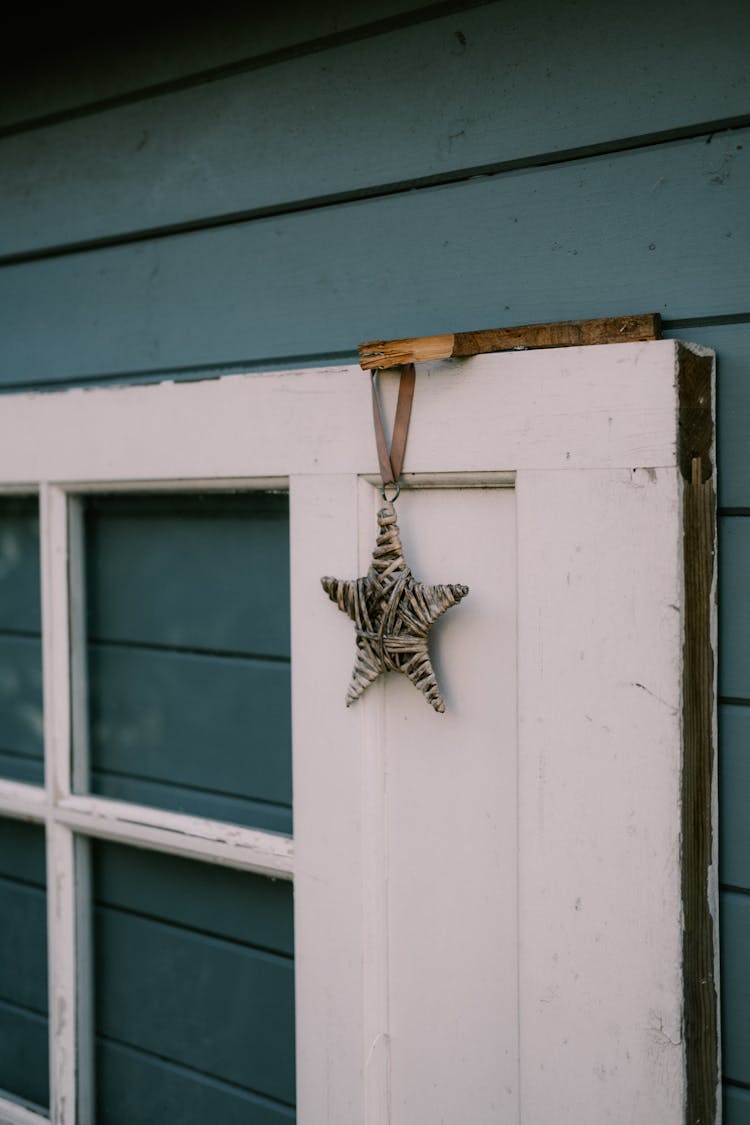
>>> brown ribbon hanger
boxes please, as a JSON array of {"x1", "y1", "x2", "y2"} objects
[{"x1": 370, "y1": 362, "x2": 416, "y2": 499}]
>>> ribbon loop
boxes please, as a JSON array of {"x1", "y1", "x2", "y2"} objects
[{"x1": 370, "y1": 362, "x2": 416, "y2": 489}]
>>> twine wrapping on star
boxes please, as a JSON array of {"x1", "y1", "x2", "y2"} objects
[{"x1": 321, "y1": 501, "x2": 468, "y2": 712}]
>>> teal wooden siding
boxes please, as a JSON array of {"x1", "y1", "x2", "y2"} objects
[
  {"x1": 0, "y1": 818, "x2": 48, "y2": 1108},
  {"x1": 85, "y1": 492, "x2": 292, "y2": 833},
  {"x1": 1, "y1": 1, "x2": 749, "y2": 1116},
  {"x1": 0, "y1": 498, "x2": 43, "y2": 785},
  {"x1": 93, "y1": 841, "x2": 295, "y2": 1123}
]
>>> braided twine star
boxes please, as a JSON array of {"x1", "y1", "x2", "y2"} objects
[{"x1": 321, "y1": 502, "x2": 469, "y2": 712}]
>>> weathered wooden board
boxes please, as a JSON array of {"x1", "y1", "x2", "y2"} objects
[
  {"x1": 0, "y1": 130, "x2": 746, "y2": 387},
  {"x1": 2, "y1": 1, "x2": 750, "y2": 255},
  {"x1": 0, "y1": 0, "x2": 439, "y2": 130},
  {"x1": 719, "y1": 517, "x2": 750, "y2": 700},
  {"x1": 719, "y1": 704, "x2": 750, "y2": 891},
  {"x1": 664, "y1": 322, "x2": 750, "y2": 509}
]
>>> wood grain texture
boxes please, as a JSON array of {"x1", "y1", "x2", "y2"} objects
[
  {"x1": 0, "y1": 129, "x2": 746, "y2": 386},
  {"x1": 719, "y1": 704, "x2": 750, "y2": 892},
  {"x1": 359, "y1": 314, "x2": 660, "y2": 368},
  {"x1": 2, "y1": 1, "x2": 750, "y2": 255},
  {"x1": 720, "y1": 890, "x2": 750, "y2": 1086},
  {"x1": 679, "y1": 344, "x2": 719, "y2": 1125}
]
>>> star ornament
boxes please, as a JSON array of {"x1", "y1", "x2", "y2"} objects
[{"x1": 321, "y1": 502, "x2": 469, "y2": 712}]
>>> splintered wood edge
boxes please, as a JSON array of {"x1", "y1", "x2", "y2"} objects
[{"x1": 358, "y1": 314, "x2": 661, "y2": 369}]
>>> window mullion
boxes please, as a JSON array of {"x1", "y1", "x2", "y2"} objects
[{"x1": 40, "y1": 483, "x2": 94, "y2": 1125}]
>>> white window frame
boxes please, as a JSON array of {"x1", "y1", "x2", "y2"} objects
[{"x1": 0, "y1": 342, "x2": 719, "y2": 1125}]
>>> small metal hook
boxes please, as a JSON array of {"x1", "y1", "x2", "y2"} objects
[{"x1": 381, "y1": 480, "x2": 401, "y2": 503}]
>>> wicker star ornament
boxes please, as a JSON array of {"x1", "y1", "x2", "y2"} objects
[{"x1": 321, "y1": 502, "x2": 469, "y2": 712}]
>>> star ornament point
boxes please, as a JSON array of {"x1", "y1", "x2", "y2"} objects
[{"x1": 321, "y1": 503, "x2": 469, "y2": 712}]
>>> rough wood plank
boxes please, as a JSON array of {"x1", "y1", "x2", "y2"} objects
[
  {"x1": 0, "y1": 129, "x2": 747, "y2": 386},
  {"x1": 679, "y1": 348, "x2": 719, "y2": 1125},
  {"x1": 359, "y1": 314, "x2": 660, "y2": 368},
  {"x1": 3, "y1": 1, "x2": 750, "y2": 256}
]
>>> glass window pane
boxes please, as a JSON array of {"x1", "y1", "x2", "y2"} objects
[
  {"x1": 93, "y1": 841, "x2": 295, "y2": 1124},
  {"x1": 83, "y1": 492, "x2": 292, "y2": 833},
  {"x1": 0, "y1": 497, "x2": 43, "y2": 785},
  {"x1": 0, "y1": 817, "x2": 48, "y2": 1110}
]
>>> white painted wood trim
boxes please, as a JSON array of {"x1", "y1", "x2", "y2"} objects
[
  {"x1": 0, "y1": 780, "x2": 47, "y2": 821},
  {"x1": 0, "y1": 1096, "x2": 49, "y2": 1124},
  {"x1": 0, "y1": 342, "x2": 681, "y2": 484},
  {"x1": 516, "y1": 466, "x2": 685, "y2": 1124},
  {"x1": 54, "y1": 795, "x2": 294, "y2": 879},
  {"x1": 39, "y1": 484, "x2": 72, "y2": 805},
  {"x1": 45, "y1": 823, "x2": 80, "y2": 1125}
]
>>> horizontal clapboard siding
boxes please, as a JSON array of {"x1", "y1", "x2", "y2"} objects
[
  {"x1": 0, "y1": 497, "x2": 43, "y2": 785},
  {"x1": 3, "y1": 0, "x2": 750, "y2": 257},
  {"x1": 0, "y1": 3, "x2": 748, "y2": 1117},
  {"x1": 93, "y1": 841, "x2": 295, "y2": 1123},
  {"x1": 0, "y1": 0, "x2": 441, "y2": 131},
  {"x1": 1, "y1": 128, "x2": 749, "y2": 387},
  {"x1": 0, "y1": 818, "x2": 48, "y2": 1109},
  {"x1": 85, "y1": 492, "x2": 292, "y2": 833}
]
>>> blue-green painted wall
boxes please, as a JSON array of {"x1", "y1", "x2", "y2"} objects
[{"x1": 1, "y1": 2, "x2": 748, "y2": 1118}]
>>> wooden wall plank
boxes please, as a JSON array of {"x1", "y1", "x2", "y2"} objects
[
  {"x1": 0, "y1": 130, "x2": 747, "y2": 386},
  {"x1": 720, "y1": 890, "x2": 750, "y2": 1086},
  {"x1": 3, "y1": 0, "x2": 750, "y2": 255},
  {"x1": 96, "y1": 1039, "x2": 295, "y2": 1125},
  {"x1": 0, "y1": 0, "x2": 439, "y2": 130},
  {"x1": 0, "y1": 498, "x2": 40, "y2": 632},
  {"x1": 719, "y1": 517, "x2": 750, "y2": 700},
  {"x1": 719, "y1": 704, "x2": 750, "y2": 892},
  {"x1": 0, "y1": 636, "x2": 44, "y2": 766},
  {"x1": 88, "y1": 646, "x2": 291, "y2": 822},
  {"x1": 0, "y1": 1004, "x2": 49, "y2": 1108},
  {"x1": 95, "y1": 910, "x2": 295, "y2": 1105},
  {"x1": 94, "y1": 842, "x2": 293, "y2": 956},
  {"x1": 0, "y1": 819, "x2": 48, "y2": 1108},
  {"x1": 85, "y1": 493, "x2": 290, "y2": 658},
  {"x1": 0, "y1": 818, "x2": 46, "y2": 885},
  {"x1": 725, "y1": 1084, "x2": 750, "y2": 1125},
  {"x1": 0, "y1": 881, "x2": 48, "y2": 1013}
]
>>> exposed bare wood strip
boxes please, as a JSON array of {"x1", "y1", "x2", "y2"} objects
[{"x1": 359, "y1": 314, "x2": 661, "y2": 369}]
